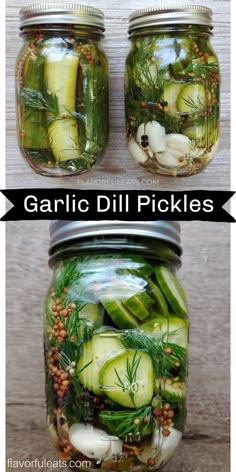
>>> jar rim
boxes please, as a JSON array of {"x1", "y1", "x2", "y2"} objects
[
  {"x1": 49, "y1": 220, "x2": 182, "y2": 255},
  {"x1": 128, "y1": 5, "x2": 213, "y2": 34},
  {"x1": 19, "y1": 3, "x2": 105, "y2": 30}
]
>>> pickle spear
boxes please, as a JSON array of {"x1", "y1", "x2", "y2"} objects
[
  {"x1": 45, "y1": 48, "x2": 81, "y2": 162},
  {"x1": 20, "y1": 52, "x2": 48, "y2": 149}
]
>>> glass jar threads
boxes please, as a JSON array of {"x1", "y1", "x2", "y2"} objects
[
  {"x1": 125, "y1": 6, "x2": 220, "y2": 176},
  {"x1": 16, "y1": 4, "x2": 109, "y2": 177},
  {"x1": 45, "y1": 221, "x2": 189, "y2": 471}
]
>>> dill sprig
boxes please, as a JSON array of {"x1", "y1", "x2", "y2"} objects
[
  {"x1": 184, "y1": 61, "x2": 219, "y2": 80},
  {"x1": 181, "y1": 95, "x2": 205, "y2": 114},
  {"x1": 120, "y1": 330, "x2": 187, "y2": 380},
  {"x1": 114, "y1": 351, "x2": 142, "y2": 407},
  {"x1": 99, "y1": 405, "x2": 154, "y2": 439},
  {"x1": 21, "y1": 86, "x2": 59, "y2": 116}
]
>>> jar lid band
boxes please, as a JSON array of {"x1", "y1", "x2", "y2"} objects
[
  {"x1": 129, "y1": 5, "x2": 213, "y2": 34},
  {"x1": 49, "y1": 221, "x2": 182, "y2": 254},
  {"x1": 19, "y1": 3, "x2": 105, "y2": 30}
]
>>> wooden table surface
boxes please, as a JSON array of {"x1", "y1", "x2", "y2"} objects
[{"x1": 6, "y1": 0, "x2": 230, "y2": 471}]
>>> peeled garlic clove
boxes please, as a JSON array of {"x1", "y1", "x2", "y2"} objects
[
  {"x1": 145, "y1": 121, "x2": 166, "y2": 152},
  {"x1": 69, "y1": 423, "x2": 111, "y2": 459},
  {"x1": 138, "y1": 427, "x2": 182, "y2": 465},
  {"x1": 105, "y1": 436, "x2": 123, "y2": 460},
  {"x1": 156, "y1": 147, "x2": 187, "y2": 168},
  {"x1": 166, "y1": 134, "x2": 190, "y2": 154},
  {"x1": 128, "y1": 138, "x2": 148, "y2": 163}
]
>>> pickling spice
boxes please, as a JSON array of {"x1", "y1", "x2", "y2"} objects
[
  {"x1": 45, "y1": 221, "x2": 189, "y2": 471},
  {"x1": 16, "y1": 4, "x2": 109, "y2": 177},
  {"x1": 125, "y1": 6, "x2": 220, "y2": 176}
]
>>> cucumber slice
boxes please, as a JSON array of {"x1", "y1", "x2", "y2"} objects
[
  {"x1": 20, "y1": 54, "x2": 48, "y2": 149},
  {"x1": 162, "y1": 82, "x2": 183, "y2": 114},
  {"x1": 100, "y1": 351, "x2": 154, "y2": 408},
  {"x1": 147, "y1": 279, "x2": 169, "y2": 316},
  {"x1": 176, "y1": 83, "x2": 205, "y2": 113},
  {"x1": 182, "y1": 123, "x2": 206, "y2": 141},
  {"x1": 77, "y1": 333, "x2": 126, "y2": 394},
  {"x1": 45, "y1": 47, "x2": 81, "y2": 162},
  {"x1": 79, "y1": 303, "x2": 103, "y2": 329},
  {"x1": 156, "y1": 378, "x2": 186, "y2": 402},
  {"x1": 155, "y1": 267, "x2": 188, "y2": 317},
  {"x1": 141, "y1": 316, "x2": 189, "y2": 349},
  {"x1": 101, "y1": 299, "x2": 139, "y2": 329},
  {"x1": 124, "y1": 291, "x2": 154, "y2": 321}
]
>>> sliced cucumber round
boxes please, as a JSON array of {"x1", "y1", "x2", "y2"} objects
[
  {"x1": 162, "y1": 82, "x2": 183, "y2": 114},
  {"x1": 141, "y1": 315, "x2": 189, "y2": 349},
  {"x1": 155, "y1": 267, "x2": 188, "y2": 317},
  {"x1": 99, "y1": 351, "x2": 154, "y2": 408},
  {"x1": 77, "y1": 333, "x2": 126, "y2": 394},
  {"x1": 182, "y1": 123, "x2": 206, "y2": 141},
  {"x1": 176, "y1": 83, "x2": 205, "y2": 113},
  {"x1": 156, "y1": 378, "x2": 186, "y2": 401},
  {"x1": 79, "y1": 303, "x2": 103, "y2": 329}
]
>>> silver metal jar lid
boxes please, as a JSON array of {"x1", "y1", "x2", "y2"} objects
[
  {"x1": 19, "y1": 3, "x2": 105, "y2": 30},
  {"x1": 49, "y1": 220, "x2": 181, "y2": 254},
  {"x1": 129, "y1": 5, "x2": 213, "y2": 34}
]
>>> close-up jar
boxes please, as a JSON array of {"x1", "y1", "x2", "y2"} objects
[
  {"x1": 16, "y1": 4, "x2": 109, "y2": 177},
  {"x1": 125, "y1": 6, "x2": 220, "y2": 177},
  {"x1": 45, "y1": 220, "x2": 189, "y2": 471}
]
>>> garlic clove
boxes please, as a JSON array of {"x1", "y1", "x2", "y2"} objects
[
  {"x1": 69, "y1": 423, "x2": 111, "y2": 459},
  {"x1": 138, "y1": 427, "x2": 182, "y2": 466},
  {"x1": 105, "y1": 436, "x2": 123, "y2": 460},
  {"x1": 137, "y1": 121, "x2": 166, "y2": 153},
  {"x1": 156, "y1": 146, "x2": 187, "y2": 168},
  {"x1": 166, "y1": 134, "x2": 191, "y2": 154},
  {"x1": 145, "y1": 121, "x2": 166, "y2": 152},
  {"x1": 128, "y1": 138, "x2": 148, "y2": 163}
]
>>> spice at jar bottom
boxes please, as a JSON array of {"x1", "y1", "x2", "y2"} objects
[
  {"x1": 16, "y1": 4, "x2": 109, "y2": 177},
  {"x1": 125, "y1": 6, "x2": 220, "y2": 177},
  {"x1": 45, "y1": 221, "x2": 188, "y2": 471}
]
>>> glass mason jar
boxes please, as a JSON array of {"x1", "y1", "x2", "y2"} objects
[
  {"x1": 45, "y1": 221, "x2": 189, "y2": 471},
  {"x1": 16, "y1": 4, "x2": 109, "y2": 177},
  {"x1": 125, "y1": 6, "x2": 220, "y2": 176}
]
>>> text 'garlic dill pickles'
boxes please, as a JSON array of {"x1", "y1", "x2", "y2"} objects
[
  {"x1": 125, "y1": 6, "x2": 220, "y2": 177},
  {"x1": 16, "y1": 4, "x2": 109, "y2": 177},
  {"x1": 45, "y1": 220, "x2": 189, "y2": 471}
]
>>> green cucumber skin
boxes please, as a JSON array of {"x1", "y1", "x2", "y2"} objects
[
  {"x1": 123, "y1": 291, "x2": 154, "y2": 321},
  {"x1": 101, "y1": 299, "x2": 139, "y2": 329},
  {"x1": 147, "y1": 279, "x2": 169, "y2": 316},
  {"x1": 19, "y1": 53, "x2": 48, "y2": 149},
  {"x1": 155, "y1": 266, "x2": 188, "y2": 317}
]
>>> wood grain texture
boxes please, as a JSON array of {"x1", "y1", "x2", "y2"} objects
[
  {"x1": 6, "y1": 221, "x2": 230, "y2": 471},
  {"x1": 6, "y1": 0, "x2": 230, "y2": 190}
]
